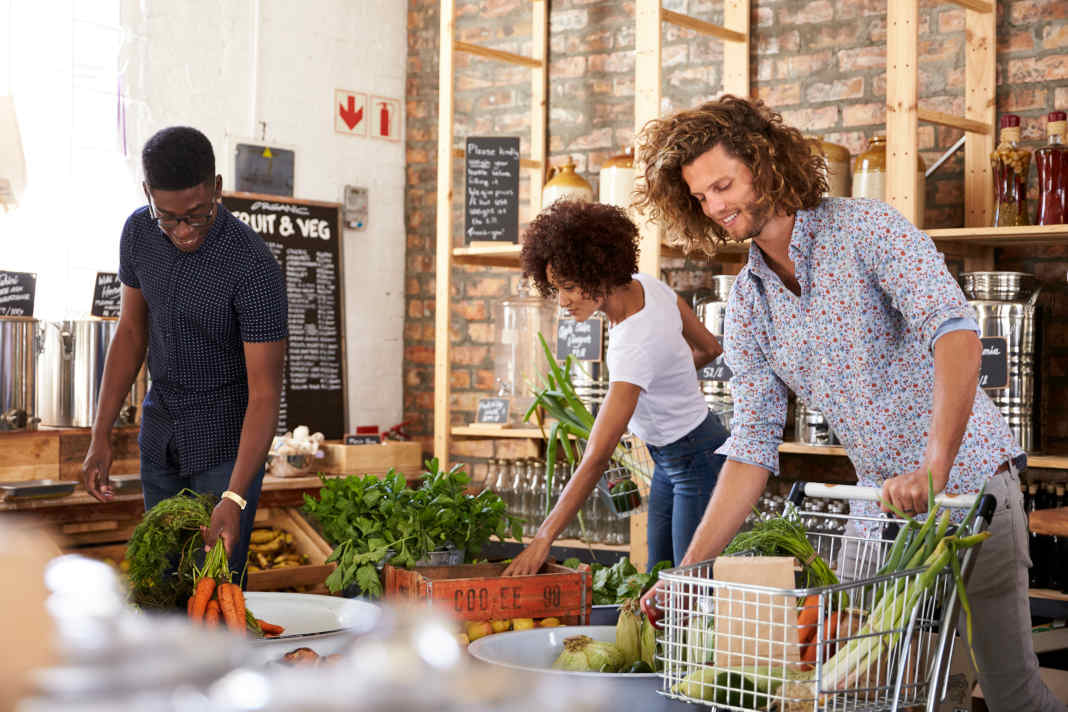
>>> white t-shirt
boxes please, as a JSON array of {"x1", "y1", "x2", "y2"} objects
[{"x1": 606, "y1": 273, "x2": 709, "y2": 447}]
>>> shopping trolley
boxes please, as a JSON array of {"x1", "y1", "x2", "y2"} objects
[{"x1": 650, "y1": 482, "x2": 996, "y2": 712}]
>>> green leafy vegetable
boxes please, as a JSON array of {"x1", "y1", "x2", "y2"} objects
[
  {"x1": 304, "y1": 459, "x2": 523, "y2": 597},
  {"x1": 124, "y1": 490, "x2": 214, "y2": 610},
  {"x1": 577, "y1": 556, "x2": 672, "y2": 605},
  {"x1": 723, "y1": 505, "x2": 837, "y2": 588}
]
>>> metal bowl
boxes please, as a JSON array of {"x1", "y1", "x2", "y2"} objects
[
  {"x1": 960, "y1": 271, "x2": 1039, "y2": 302},
  {"x1": 467, "y1": 625, "x2": 691, "y2": 711}
]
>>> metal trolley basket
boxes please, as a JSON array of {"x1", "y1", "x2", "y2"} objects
[
  {"x1": 575, "y1": 433, "x2": 654, "y2": 518},
  {"x1": 654, "y1": 482, "x2": 997, "y2": 712}
]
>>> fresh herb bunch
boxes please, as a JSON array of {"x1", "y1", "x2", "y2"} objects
[
  {"x1": 303, "y1": 459, "x2": 523, "y2": 597},
  {"x1": 723, "y1": 504, "x2": 838, "y2": 588},
  {"x1": 562, "y1": 556, "x2": 672, "y2": 605},
  {"x1": 124, "y1": 490, "x2": 214, "y2": 610}
]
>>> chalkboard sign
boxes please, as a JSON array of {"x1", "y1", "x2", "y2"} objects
[
  {"x1": 0, "y1": 270, "x2": 36, "y2": 316},
  {"x1": 464, "y1": 136, "x2": 519, "y2": 244},
  {"x1": 222, "y1": 192, "x2": 347, "y2": 439},
  {"x1": 91, "y1": 272, "x2": 122, "y2": 317},
  {"x1": 556, "y1": 317, "x2": 603, "y2": 362},
  {"x1": 979, "y1": 336, "x2": 1008, "y2": 390},
  {"x1": 345, "y1": 433, "x2": 382, "y2": 445},
  {"x1": 698, "y1": 356, "x2": 733, "y2": 382},
  {"x1": 476, "y1": 397, "x2": 510, "y2": 424}
]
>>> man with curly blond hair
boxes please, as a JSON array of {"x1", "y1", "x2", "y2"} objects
[{"x1": 635, "y1": 96, "x2": 1061, "y2": 711}]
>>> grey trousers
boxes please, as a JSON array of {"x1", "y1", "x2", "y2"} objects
[{"x1": 840, "y1": 467, "x2": 1066, "y2": 712}]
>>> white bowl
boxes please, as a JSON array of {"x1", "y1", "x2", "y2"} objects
[{"x1": 467, "y1": 625, "x2": 690, "y2": 712}]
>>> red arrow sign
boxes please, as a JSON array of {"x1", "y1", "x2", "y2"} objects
[{"x1": 339, "y1": 96, "x2": 364, "y2": 130}]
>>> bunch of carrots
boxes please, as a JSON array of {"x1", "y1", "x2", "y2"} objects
[
  {"x1": 186, "y1": 540, "x2": 285, "y2": 637},
  {"x1": 797, "y1": 594, "x2": 848, "y2": 669}
]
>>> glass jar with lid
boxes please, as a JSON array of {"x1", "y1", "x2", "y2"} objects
[
  {"x1": 852, "y1": 135, "x2": 927, "y2": 227},
  {"x1": 492, "y1": 280, "x2": 556, "y2": 420},
  {"x1": 991, "y1": 114, "x2": 1031, "y2": 227}
]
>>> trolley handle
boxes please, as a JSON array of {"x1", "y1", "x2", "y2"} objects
[{"x1": 788, "y1": 481, "x2": 995, "y2": 518}]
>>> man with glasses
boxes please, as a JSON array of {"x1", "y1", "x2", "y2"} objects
[{"x1": 81, "y1": 126, "x2": 288, "y2": 585}]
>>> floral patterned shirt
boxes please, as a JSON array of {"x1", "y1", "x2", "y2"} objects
[{"x1": 715, "y1": 198, "x2": 1024, "y2": 529}]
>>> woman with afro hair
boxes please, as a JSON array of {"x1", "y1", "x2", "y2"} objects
[{"x1": 502, "y1": 200, "x2": 728, "y2": 576}]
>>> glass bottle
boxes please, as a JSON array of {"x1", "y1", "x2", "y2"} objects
[
  {"x1": 522, "y1": 460, "x2": 544, "y2": 537},
  {"x1": 488, "y1": 458, "x2": 502, "y2": 493},
  {"x1": 1035, "y1": 111, "x2": 1068, "y2": 226},
  {"x1": 991, "y1": 114, "x2": 1031, "y2": 227},
  {"x1": 1027, "y1": 483, "x2": 1045, "y2": 588}
]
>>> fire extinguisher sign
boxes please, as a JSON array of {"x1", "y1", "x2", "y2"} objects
[{"x1": 371, "y1": 96, "x2": 401, "y2": 141}]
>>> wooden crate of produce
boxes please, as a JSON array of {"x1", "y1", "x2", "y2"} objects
[
  {"x1": 319, "y1": 441, "x2": 423, "y2": 477},
  {"x1": 245, "y1": 507, "x2": 336, "y2": 593},
  {"x1": 383, "y1": 562, "x2": 591, "y2": 623}
]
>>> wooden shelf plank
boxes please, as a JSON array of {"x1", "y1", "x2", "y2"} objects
[
  {"x1": 452, "y1": 148, "x2": 542, "y2": 170},
  {"x1": 452, "y1": 425, "x2": 547, "y2": 439},
  {"x1": 1030, "y1": 588, "x2": 1068, "y2": 602},
  {"x1": 929, "y1": 224, "x2": 1068, "y2": 247},
  {"x1": 453, "y1": 40, "x2": 542, "y2": 68},
  {"x1": 945, "y1": 0, "x2": 993, "y2": 13},
  {"x1": 530, "y1": 536, "x2": 631, "y2": 553},
  {"x1": 917, "y1": 108, "x2": 991, "y2": 135},
  {"x1": 452, "y1": 244, "x2": 522, "y2": 268},
  {"x1": 779, "y1": 442, "x2": 1068, "y2": 471},
  {"x1": 660, "y1": 9, "x2": 747, "y2": 43}
]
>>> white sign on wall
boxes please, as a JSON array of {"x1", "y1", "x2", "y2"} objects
[
  {"x1": 334, "y1": 89, "x2": 367, "y2": 136},
  {"x1": 371, "y1": 96, "x2": 400, "y2": 141}
]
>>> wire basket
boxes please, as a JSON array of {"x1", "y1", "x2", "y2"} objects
[
  {"x1": 574, "y1": 433, "x2": 654, "y2": 518},
  {"x1": 654, "y1": 482, "x2": 995, "y2": 712}
]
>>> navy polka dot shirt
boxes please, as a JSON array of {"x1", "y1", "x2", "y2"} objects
[{"x1": 119, "y1": 204, "x2": 288, "y2": 475}]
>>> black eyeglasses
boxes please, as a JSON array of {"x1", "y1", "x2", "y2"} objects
[{"x1": 148, "y1": 201, "x2": 217, "y2": 230}]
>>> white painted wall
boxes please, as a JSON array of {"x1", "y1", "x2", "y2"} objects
[{"x1": 2, "y1": 0, "x2": 407, "y2": 432}]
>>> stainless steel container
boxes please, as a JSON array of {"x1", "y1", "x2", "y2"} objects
[
  {"x1": 695, "y1": 275, "x2": 736, "y2": 429},
  {"x1": 961, "y1": 271, "x2": 1041, "y2": 452},
  {"x1": 795, "y1": 401, "x2": 839, "y2": 446},
  {"x1": 36, "y1": 319, "x2": 117, "y2": 428},
  {"x1": 0, "y1": 316, "x2": 39, "y2": 430}
]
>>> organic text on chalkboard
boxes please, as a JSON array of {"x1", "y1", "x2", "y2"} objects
[
  {"x1": 464, "y1": 136, "x2": 519, "y2": 244},
  {"x1": 556, "y1": 317, "x2": 604, "y2": 362}
]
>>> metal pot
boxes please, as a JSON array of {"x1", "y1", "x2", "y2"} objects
[
  {"x1": 36, "y1": 319, "x2": 117, "y2": 428},
  {"x1": 695, "y1": 275, "x2": 736, "y2": 426},
  {"x1": 960, "y1": 271, "x2": 1040, "y2": 302},
  {"x1": 0, "y1": 316, "x2": 39, "y2": 430}
]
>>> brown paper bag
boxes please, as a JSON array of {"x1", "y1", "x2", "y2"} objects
[{"x1": 712, "y1": 556, "x2": 801, "y2": 668}]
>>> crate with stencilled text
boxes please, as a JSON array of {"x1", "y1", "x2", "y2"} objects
[{"x1": 382, "y1": 562, "x2": 592, "y2": 623}]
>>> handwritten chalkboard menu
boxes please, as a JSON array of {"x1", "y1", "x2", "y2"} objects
[
  {"x1": 476, "y1": 397, "x2": 510, "y2": 424},
  {"x1": 464, "y1": 136, "x2": 519, "y2": 244},
  {"x1": 91, "y1": 272, "x2": 122, "y2": 317},
  {"x1": 556, "y1": 317, "x2": 603, "y2": 362},
  {"x1": 0, "y1": 270, "x2": 36, "y2": 316},
  {"x1": 698, "y1": 356, "x2": 733, "y2": 382},
  {"x1": 979, "y1": 336, "x2": 1008, "y2": 390},
  {"x1": 222, "y1": 192, "x2": 347, "y2": 439}
]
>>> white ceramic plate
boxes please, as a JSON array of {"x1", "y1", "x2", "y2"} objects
[{"x1": 243, "y1": 592, "x2": 381, "y2": 640}]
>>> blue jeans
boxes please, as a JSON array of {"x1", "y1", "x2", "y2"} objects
[
  {"x1": 140, "y1": 444, "x2": 264, "y2": 588},
  {"x1": 645, "y1": 410, "x2": 728, "y2": 571}
]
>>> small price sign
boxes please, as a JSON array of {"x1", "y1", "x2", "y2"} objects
[
  {"x1": 556, "y1": 317, "x2": 603, "y2": 362},
  {"x1": 698, "y1": 356, "x2": 733, "y2": 382},
  {"x1": 476, "y1": 397, "x2": 510, "y2": 425},
  {"x1": 979, "y1": 337, "x2": 1008, "y2": 391}
]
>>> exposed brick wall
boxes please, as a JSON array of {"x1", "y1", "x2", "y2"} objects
[{"x1": 405, "y1": 0, "x2": 1068, "y2": 478}]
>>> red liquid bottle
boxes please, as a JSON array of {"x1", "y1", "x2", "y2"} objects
[
  {"x1": 1035, "y1": 110, "x2": 1067, "y2": 226},
  {"x1": 991, "y1": 114, "x2": 1031, "y2": 227}
]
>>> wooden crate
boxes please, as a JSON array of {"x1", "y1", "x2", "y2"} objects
[
  {"x1": 245, "y1": 507, "x2": 336, "y2": 592},
  {"x1": 319, "y1": 440, "x2": 423, "y2": 477},
  {"x1": 383, "y1": 562, "x2": 592, "y2": 623},
  {"x1": 0, "y1": 427, "x2": 140, "y2": 484}
]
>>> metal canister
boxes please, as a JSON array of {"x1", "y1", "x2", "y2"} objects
[
  {"x1": 795, "y1": 401, "x2": 840, "y2": 446},
  {"x1": 695, "y1": 275, "x2": 736, "y2": 428},
  {"x1": 961, "y1": 271, "x2": 1041, "y2": 452},
  {"x1": 0, "y1": 316, "x2": 39, "y2": 430},
  {"x1": 36, "y1": 319, "x2": 117, "y2": 428}
]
